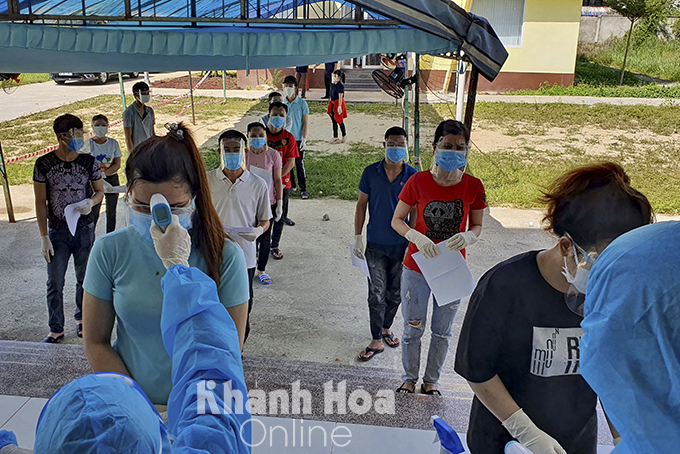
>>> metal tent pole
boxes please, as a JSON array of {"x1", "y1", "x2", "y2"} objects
[
  {"x1": 455, "y1": 53, "x2": 466, "y2": 122},
  {"x1": 464, "y1": 67, "x2": 480, "y2": 132},
  {"x1": 0, "y1": 141, "x2": 15, "y2": 223},
  {"x1": 414, "y1": 53, "x2": 421, "y2": 171},
  {"x1": 222, "y1": 70, "x2": 227, "y2": 103},
  {"x1": 188, "y1": 71, "x2": 196, "y2": 125},
  {"x1": 118, "y1": 72, "x2": 127, "y2": 111}
]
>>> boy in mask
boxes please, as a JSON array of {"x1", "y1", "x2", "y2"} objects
[
  {"x1": 266, "y1": 102, "x2": 299, "y2": 258},
  {"x1": 123, "y1": 81, "x2": 155, "y2": 153},
  {"x1": 259, "y1": 92, "x2": 293, "y2": 132},
  {"x1": 207, "y1": 130, "x2": 270, "y2": 343},
  {"x1": 353, "y1": 126, "x2": 417, "y2": 361},
  {"x1": 89, "y1": 114, "x2": 122, "y2": 233},
  {"x1": 33, "y1": 114, "x2": 104, "y2": 343},
  {"x1": 282, "y1": 75, "x2": 310, "y2": 200}
]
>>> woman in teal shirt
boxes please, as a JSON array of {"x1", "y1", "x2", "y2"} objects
[{"x1": 83, "y1": 123, "x2": 249, "y2": 406}]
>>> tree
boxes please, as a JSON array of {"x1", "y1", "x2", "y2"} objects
[{"x1": 605, "y1": 0, "x2": 674, "y2": 84}]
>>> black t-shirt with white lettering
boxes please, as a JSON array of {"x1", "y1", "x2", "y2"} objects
[
  {"x1": 33, "y1": 151, "x2": 101, "y2": 230},
  {"x1": 455, "y1": 251, "x2": 597, "y2": 454}
]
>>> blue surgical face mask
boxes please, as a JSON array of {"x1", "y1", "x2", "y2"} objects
[
  {"x1": 249, "y1": 137, "x2": 267, "y2": 149},
  {"x1": 435, "y1": 149, "x2": 467, "y2": 171},
  {"x1": 128, "y1": 207, "x2": 193, "y2": 243},
  {"x1": 222, "y1": 152, "x2": 242, "y2": 170},
  {"x1": 270, "y1": 116, "x2": 286, "y2": 129},
  {"x1": 68, "y1": 137, "x2": 86, "y2": 153},
  {"x1": 385, "y1": 146, "x2": 407, "y2": 163}
]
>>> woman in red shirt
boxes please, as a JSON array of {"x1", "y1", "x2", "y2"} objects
[{"x1": 391, "y1": 120, "x2": 486, "y2": 395}]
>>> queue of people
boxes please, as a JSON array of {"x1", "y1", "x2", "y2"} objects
[{"x1": 28, "y1": 80, "x2": 677, "y2": 453}]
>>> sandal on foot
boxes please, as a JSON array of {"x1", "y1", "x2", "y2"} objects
[
  {"x1": 258, "y1": 274, "x2": 272, "y2": 285},
  {"x1": 358, "y1": 346, "x2": 384, "y2": 362},
  {"x1": 271, "y1": 248, "x2": 284, "y2": 260},
  {"x1": 396, "y1": 382, "x2": 415, "y2": 394},
  {"x1": 420, "y1": 384, "x2": 442, "y2": 396},
  {"x1": 301, "y1": 192, "x2": 309, "y2": 199},
  {"x1": 76, "y1": 323, "x2": 83, "y2": 338},
  {"x1": 382, "y1": 333, "x2": 400, "y2": 348},
  {"x1": 42, "y1": 333, "x2": 64, "y2": 344}
]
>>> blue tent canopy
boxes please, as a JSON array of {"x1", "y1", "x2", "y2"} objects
[
  {"x1": 0, "y1": 0, "x2": 508, "y2": 80},
  {"x1": 0, "y1": 22, "x2": 458, "y2": 73}
]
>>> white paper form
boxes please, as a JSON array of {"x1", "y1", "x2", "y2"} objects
[
  {"x1": 412, "y1": 242, "x2": 476, "y2": 306},
  {"x1": 350, "y1": 244, "x2": 371, "y2": 280},
  {"x1": 63, "y1": 199, "x2": 90, "y2": 236},
  {"x1": 250, "y1": 166, "x2": 273, "y2": 193}
]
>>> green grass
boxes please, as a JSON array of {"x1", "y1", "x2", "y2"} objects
[
  {"x1": 470, "y1": 102, "x2": 680, "y2": 136},
  {"x1": 581, "y1": 38, "x2": 680, "y2": 83},
  {"x1": 4, "y1": 96, "x2": 680, "y2": 214},
  {"x1": 508, "y1": 55, "x2": 680, "y2": 98},
  {"x1": 16, "y1": 73, "x2": 51, "y2": 85}
]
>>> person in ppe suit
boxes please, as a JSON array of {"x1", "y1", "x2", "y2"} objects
[
  {"x1": 454, "y1": 162, "x2": 653, "y2": 454},
  {"x1": 0, "y1": 215, "x2": 251, "y2": 453},
  {"x1": 581, "y1": 220, "x2": 680, "y2": 454}
]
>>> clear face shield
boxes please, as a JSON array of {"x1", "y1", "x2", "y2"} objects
[
  {"x1": 562, "y1": 233, "x2": 600, "y2": 317},
  {"x1": 61, "y1": 127, "x2": 91, "y2": 155},
  {"x1": 384, "y1": 138, "x2": 408, "y2": 164},
  {"x1": 431, "y1": 143, "x2": 469, "y2": 185},
  {"x1": 220, "y1": 138, "x2": 245, "y2": 171}
]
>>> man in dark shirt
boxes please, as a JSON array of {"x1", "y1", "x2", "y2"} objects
[{"x1": 34, "y1": 114, "x2": 104, "y2": 343}]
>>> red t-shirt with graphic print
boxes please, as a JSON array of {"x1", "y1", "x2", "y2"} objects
[
  {"x1": 398, "y1": 170, "x2": 486, "y2": 274},
  {"x1": 266, "y1": 128, "x2": 299, "y2": 190}
]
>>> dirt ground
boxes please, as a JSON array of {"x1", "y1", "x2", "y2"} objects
[{"x1": 151, "y1": 74, "x2": 239, "y2": 90}]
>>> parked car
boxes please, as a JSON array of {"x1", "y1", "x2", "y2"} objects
[{"x1": 50, "y1": 72, "x2": 140, "y2": 85}]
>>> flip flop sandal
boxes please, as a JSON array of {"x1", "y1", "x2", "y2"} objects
[
  {"x1": 357, "y1": 347, "x2": 384, "y2": 362},
  {"x1": 41, "y1": 333, "x2": 64, "y2": 344},
  {"x1": 258, "y1": 274, "x2": 272, "y2": 285},
  {"x1": 271, "y1": 248, "x2": 284, "y2": 260},
  {"x1": 301, "y1": 192, "x2": 309, "y2": 199},
  {"x1": 396, "y1": 382, "x2": 415, "y2": 394},
  {"x1": 77, "y1": 323, "x2": 83, "y2": 338},
  {"x1": 382, "y1": 333, "x2": 400, "y2": 348},
  {"x1": 420, "y1": 384, "x2": 442, "y2": 396}
]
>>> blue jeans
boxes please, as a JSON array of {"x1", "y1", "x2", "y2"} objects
[
  {"x1": 401, "y1": 267, "x2": 460, "y2": 385},
  {"x1": 46, "y1": 224, "x2": 95, "y2": 333}
]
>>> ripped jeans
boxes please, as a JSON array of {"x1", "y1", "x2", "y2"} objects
[{"x1": 401, "y1": 267, "x2": 460, "y2": 385}]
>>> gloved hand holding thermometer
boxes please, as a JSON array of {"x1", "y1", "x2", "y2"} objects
[{"x1": 149, "y1": 194, "x2": 191, "y2": 269}]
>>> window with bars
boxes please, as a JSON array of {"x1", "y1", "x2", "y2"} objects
[{"x1": 470, "y1": 0, "x2": 526, "y2": 47}]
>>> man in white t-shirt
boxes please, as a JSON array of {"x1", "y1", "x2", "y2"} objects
[{"x1": 207, "y1": 129, "x2": 270, "y2": 343}]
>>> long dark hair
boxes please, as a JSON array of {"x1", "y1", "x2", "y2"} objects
[
  {"x1": 125, "y1": 123, "x2": 226, "y2": 286},
  {"x1": 539, "y1": 162, "x2": 653, "y2": 249},
  {"x1": 333, "y1": 69, "x2": 345, "y2": 84}
]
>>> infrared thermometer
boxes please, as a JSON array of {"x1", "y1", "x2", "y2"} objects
[{"x1": 150, "y1": 193, "x2": 172, "y2": 232}]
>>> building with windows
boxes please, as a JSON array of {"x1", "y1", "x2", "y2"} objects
[{"x1": 422, "y1": 0, "x2": 583, "y2": 92}]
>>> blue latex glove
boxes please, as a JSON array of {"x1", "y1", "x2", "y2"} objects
[{"x1": 160, "y1": 265, "x2": 251, "y2": 453}]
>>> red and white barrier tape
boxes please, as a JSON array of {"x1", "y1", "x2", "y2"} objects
[{"x1": 4, "y1": 72, "x2": 212, "y2": 165}]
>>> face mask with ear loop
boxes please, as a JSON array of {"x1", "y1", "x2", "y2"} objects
[
  {"x1": 431, "y1": 147, "x2": 468, "y2": 184},
  {"x1": 561, "y1": 233, "x2": 599, "y2": 316}
]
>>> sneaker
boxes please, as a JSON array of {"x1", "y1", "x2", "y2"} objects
[{"x1": 321, "y1": 95, "x2": 330, "y2": 100}]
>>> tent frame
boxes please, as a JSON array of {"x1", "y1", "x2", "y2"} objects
[
  {"x1": 0, "y1": 0, "x2": 491, "y2": 223},
  {"x1": 1, "y1": 0, "x2": 398, "y2": 25}
]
